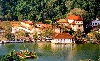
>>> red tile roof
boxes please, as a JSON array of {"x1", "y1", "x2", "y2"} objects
[
  {"x1": 40, "y1": 24, "x2": 51, "y2": 29},
  {"x1": 24, "y1": 21, "x2": 33, "y2": 25},
  {"x1": 10, "y1": 21, "x2": 20, "y2": 28},
  {"x1": 52, "y1": 33, "x2": 73, "y2": 39},
  {"x1": 65, "y1": 15, "x2": 83, "y2": 25},
  {"x1": 66, "y1": 15, "x2": 83, "y2": 21},
  {"x1": 71, "y1": 21, "x2": 76, "y2": 25}
]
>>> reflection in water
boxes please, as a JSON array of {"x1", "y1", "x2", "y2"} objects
[
  {"x1": 38, "y1": 43, "x2": 77, "y2": 61},
  {"x1": 0, "y1": 44, "x2": 1, "y2": 47},
  {"x1": 0, "y1": 43, "x2": 100, "y2": 61},
  {"x1": 51, "y1": 43, "x2": 76, "y2": 61}
]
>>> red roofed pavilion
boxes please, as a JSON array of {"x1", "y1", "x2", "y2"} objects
[{"x1": 51, "y1": 33, "x2": 75, "y2": 44}]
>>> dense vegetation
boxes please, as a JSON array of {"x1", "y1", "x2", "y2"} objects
[
  {"x1": 0, "y1": 0, "x2": 100, "y2": 22},
  {"x1": 1, "y1": 50, "x2": 26, "y2": 61}
]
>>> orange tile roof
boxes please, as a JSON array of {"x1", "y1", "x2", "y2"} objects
[
  {"x1": 24, "y1": 21, "x2": 33, "y2": 25},
  {"x1": 66, "y1": 15, "x2": 83, "y2": 21},
  {"x1": 20, "y1": 24, "x2": 34, "y2": 31},
  {"x1": 36, "y1": 22, "x2": 43, "y2": 24},
  {"x1": 29, "y1": 26, "x2": 34, "y2": 30},
  {"x1": 52, "y1": 33, "x2": 73, "y2": 39},
  {"x1": 10, "y1": 21, "x2": 20, "y2": 28},
  {"x1": 71, "y1": 21, "x2": 76, "y2": 25},
  {"x1": 40, "y1": 24, "x2": 51, "y2": 29}
]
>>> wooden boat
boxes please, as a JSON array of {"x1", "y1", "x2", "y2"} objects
[{"x1": 16, "y1": 50, "x2": 38, "y2": 59}]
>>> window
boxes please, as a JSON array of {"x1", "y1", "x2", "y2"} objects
[
  {"x1": 78, "y1": 29, "x2": 80, "y2": 31},
  {"x1": 78, "y1": 25, "x2": 80, "y2": 27},
  {"x1": 95, "y1": 23, "x2": 97, "y2": 25},
  {"x1": 90, "y1": 23, "x2": 92, "y2": 25},
  {"x1": 93, "y1": 23, "x2": 94, "y2": 25}
]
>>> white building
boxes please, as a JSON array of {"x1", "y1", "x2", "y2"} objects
[
  {"x1": 36, "y1": 22, "x2": 44, "y2": 28},
  {"x1": 66, "y1": 15, "x2": 84, "y2": 32},
  {"x1": 91, "y1": 18, "x2": 100, "y2": 27},
  {"x1": 11, "y1": 21, "x2": 35, "y2": 33},
  {"x1": 51, "y1": 33, "x2": 75, "y2": 44}
]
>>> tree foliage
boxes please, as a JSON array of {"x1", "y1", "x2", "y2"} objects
[
  {"x1": 67, "y1": 8, "x2": 88, "y2": 20},
  {"x1": 42, "y1": 27, "x2": 53, "y2": 37},
  {"x1": 1, "y1": 50, "x2": 26, "y2": 61},
  {"x1": 73, "y1": 30, "x2": 84, "y2": 39},
  {"x1": 0, "y1": 0, "x2": 100, "y2": 22},
  {"x1": 87, "y1": 31, "x2": 100, "y2": 40},
  {"x1": 14, "y1": 30, "x2": 27, "y2": 40},
  {"x1": 1, "y1": 21, "x2": 12, "y2": 39}
]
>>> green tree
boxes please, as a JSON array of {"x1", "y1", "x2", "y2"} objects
[
  {"x1": 1, "y1": 21, "x2": 12, "y2": 39},
  {"x1": 14, "y1": 30, "x2": 26, "y2": 40},
  {"x1": 42, "y1": 27, "x2": 53, "y2": 37},
  {"x1": 1, "y1": 0, "x2": 100, "y2": 22},
  {"x1": 67, "y1": 8, "x2": 88, "y2": 20},
  {"x1": 87, "y1": 31, "x2": 100, "y2": 41},
  {"x1": 73, "y1": 30, "x2": 84, "y2": 39},
  {"x1": 38, "y1": 27, "x2": 53, "y2": 41},
  {"x1": 95, "y1": 32, "x2": 100, "y2": 40},
  {"x1": 33, "y1": 32, "x2": 38, "y2": 43},
  {"x1": 1, "y1": 50, "x2": 26, "y2": 61}
]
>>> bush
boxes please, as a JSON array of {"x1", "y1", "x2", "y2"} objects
[{"x1": 1, "y1": 50, "x2": 26, "y2": 61}]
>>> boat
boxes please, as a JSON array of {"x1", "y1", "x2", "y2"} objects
[{"x1": 16, "y1": 50, "x2": 38, "y2": 59}]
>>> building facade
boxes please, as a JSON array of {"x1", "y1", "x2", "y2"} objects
[
  {"x1": 66, "y1": 15, "x2": 84, "y2": 32},
  {"x1": 91, "y1": 18, "x2": 100, "y2": 27},
  {"x1": 51, "y1": 33, "x2": 74, "y2": 44}
]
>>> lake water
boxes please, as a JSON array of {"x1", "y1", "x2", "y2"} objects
[{"x1": 0, "y1": 42, "x2": 100, "y2": 61}]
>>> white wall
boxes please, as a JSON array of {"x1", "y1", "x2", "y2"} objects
[
  {"x1": 91, "y1": 21, "x2": 100, "y2": 26},
  {"x1": 55, "y1": 28, "x2": 60, "y2": 33},
  {"x1": 71, "y1": 24, "x2": 84, "y2": 32},
  {"x1": 75, "y1": 21, "x2": 83, "y2": 24},
  {"x1": 68, "y1": 19, "x2": 74, "y2": 23},
  {"x1": 51, "y1": 39, "x2": 73, "y2": 44},
  {"x1": 36, "y1": 24, "x2": 44, "y2": 28},
  {"x1": 18, "y1": 27, "x2": 35, "y2": 33},
  {"x1": 11, "y1": 27, "x2": 20, "y2": 33}
]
